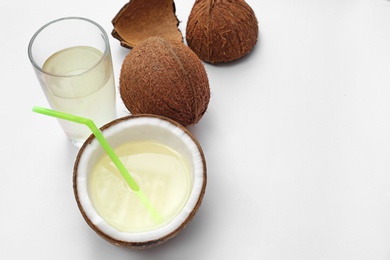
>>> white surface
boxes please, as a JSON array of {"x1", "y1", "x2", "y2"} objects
[{"x1": 1, "y1": 0, "x2": 390, "y2": 259}]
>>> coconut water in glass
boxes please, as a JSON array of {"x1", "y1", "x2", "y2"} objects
[{"x1": 28, "y1": 17, "x2": 117, "y2": 147}]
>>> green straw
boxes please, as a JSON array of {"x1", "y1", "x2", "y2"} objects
[{"x1": 32, "y1": 106, "x2": 162, "y2": 223}]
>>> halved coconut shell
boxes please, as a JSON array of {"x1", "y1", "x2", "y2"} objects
[
  {"x1": 112, "y1": 0, "x2": 183, "y2": 49},
  {"x1": 73, "y1": 114, "x2": 207, "y2": 249}
]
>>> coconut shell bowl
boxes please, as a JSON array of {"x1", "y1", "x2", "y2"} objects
[{"x1": 73, "y1": 114, "x2": 207, "y2": 249}]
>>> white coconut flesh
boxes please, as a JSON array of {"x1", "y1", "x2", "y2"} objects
[{"x1": 74, "y1": 115, "x2": 206, "y2": 244}]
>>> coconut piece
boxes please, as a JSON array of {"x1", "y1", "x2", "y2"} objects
[
  {"x1": 73, "y1": 115, "x2": 207, "y2": 249},
  {"x1": 119, "y1": 37, "x2": 210, "y2": 127},
  {"x1": 186, "y1": 0, "x2": 258, "y2": 63},
  {"x1": 112, "y1": 0, "x2": 182, "y2": 49}
]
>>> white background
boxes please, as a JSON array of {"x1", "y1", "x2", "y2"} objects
[{"x1": 1, "y1": 0, "x2": 390, "y2": 259}]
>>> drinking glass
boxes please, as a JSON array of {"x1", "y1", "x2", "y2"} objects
[{"x1": 28, "y1": 17, "x2": 117, "y2": 147}]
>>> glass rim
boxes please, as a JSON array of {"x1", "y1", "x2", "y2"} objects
[{"x1": 28, "y1": 16, "x2": 110, "y2": 78}]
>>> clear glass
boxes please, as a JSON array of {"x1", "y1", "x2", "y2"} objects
[{"x1": 28, "y1": 17, "x2": 117, "y2": 148}]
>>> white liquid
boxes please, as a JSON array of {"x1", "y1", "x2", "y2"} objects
[
  {"x1": 88, "y1": 142, "x2": 192, "y2": 232},
  {"x1": 42, "y1": 46, "x2": 116, "y2": 144}
]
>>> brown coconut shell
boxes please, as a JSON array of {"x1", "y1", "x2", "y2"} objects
[
  {"x1": 186, "y1": 0, "x2": 258, "y2": 63},
  {"x1": 112, "y1": 0, "x2": 183, "y2": 49},
  {"x1": 119, "y1": 37, "x2": 210, "y2": 127},
  {"x1": 73, "y1": 114, "x2": 207, "y2": 249}
]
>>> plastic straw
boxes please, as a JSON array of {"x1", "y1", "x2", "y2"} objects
[{"x1": 32, "y1": 106, "x2": 162, "y2": 222}]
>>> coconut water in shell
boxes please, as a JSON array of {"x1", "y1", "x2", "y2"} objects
[{"x1": 88, "y1": 141, "x2": 192, "y2": 232}]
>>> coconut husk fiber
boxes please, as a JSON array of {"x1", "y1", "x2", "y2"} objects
[
  {"x1": 112, "y1": 0, "x2": 182, "y2": 49},
  {"x1": 120, "y1": 37, "x2": 210, "y2": 127},
  {"x1": 186, "y1": 0, "x2": 258, "y2": 63}
]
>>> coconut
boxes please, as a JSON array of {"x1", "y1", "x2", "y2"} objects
[
  {"x1": 119, "y1": 37, "x2": 210, "y2": 127},
  {"x1": 186, "y1": 0, "x2": 259, "y2": 63},
  {"x1": 73, "y1": 115, "x2": 207, "y2": 249},
  {"x1": 112, "y1": 0, "x2": 182, "y2": 49}
]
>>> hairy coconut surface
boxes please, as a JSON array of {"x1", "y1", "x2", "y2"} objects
[
  {"x1": 120, "y1": 37, "x2": 210, "y2": 127},
  {"x1": 112, "y1": 0, "x2": 182, "y2": 49},
  {"x1": 186, "y1": 0, "x2": 258, "y2": 63}
]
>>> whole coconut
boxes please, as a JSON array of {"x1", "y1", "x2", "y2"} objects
[
  {"x1": 120, "y1": 37, "x2": 210, "y2": 126},
  {"x1": 186, "y1": 0, "x2": 258, "y2": 63}
]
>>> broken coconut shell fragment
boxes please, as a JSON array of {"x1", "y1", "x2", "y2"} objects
[
  {"x1": 186, "y1": 0, "x2": 259, "y2": 63},
  {"x1": 112, "y1": 0, "x2": 182, "y2": 49},
  {"x1": 120, "y1": 37, "x2": 210, "y2": 127}
]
